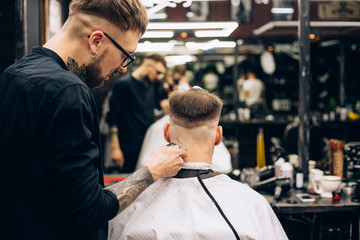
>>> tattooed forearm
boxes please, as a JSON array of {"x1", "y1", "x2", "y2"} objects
[{"x1": 105, "y1": 166, "x2": 154, "y2": 214}]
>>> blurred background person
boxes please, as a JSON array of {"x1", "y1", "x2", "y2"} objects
[
  {"x1": 243, "y1": 69, "x2": 271, "y2": 118},
  {"x1": 202, "y1": 65, "x2": 219, "y2": 93},
  {"x1": 243, "y1": 69, "x2": 265, "y2": 106},
  {"x1": 92, "y1": 74, "x2": 123, "y2": 164},
  {"x1": 237, "y1": 71, "x2": 247, "y2": 104},
  {"x1": 169, "y1": 64, "x2": 190, "y2": 92},
  {"x1": 105, "y1": 54, "x2": 168, "y2": 173}
]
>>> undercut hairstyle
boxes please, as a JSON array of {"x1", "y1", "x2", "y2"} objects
[
  {"x1": 143, "y1": 53, "x2": 167, "y2": 69},
  {"x1": 169, "y1": 88, "x2": 223, "y2": 128},
  {"x1": 69, "y1": 0, "x2": 148, "y2": 36}
]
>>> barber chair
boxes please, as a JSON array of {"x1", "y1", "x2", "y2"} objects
[{"x1": 282, "y1": 118, "x2": 324, "y2": 161}]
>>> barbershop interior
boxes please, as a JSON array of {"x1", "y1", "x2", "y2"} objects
[{"x1": 2, "y1": 0, "x2": 360, "y2": 239}]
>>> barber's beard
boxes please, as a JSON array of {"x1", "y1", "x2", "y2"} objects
[
  {"x1": 84, "y1": 51, "x2": 107, "y2": 89},
  {"x1": 85, "y1": 49, "x2": 122, "y2": 89}
]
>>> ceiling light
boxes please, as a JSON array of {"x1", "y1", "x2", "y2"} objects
[
  {"x1": 180, "y1": 32, "x2": 188, "y2": 38},
  {"x1": 186, "y1": 40, "x2": 236, "y2": 51},
  {"x1": 148, "y1": 13, "x2": 167, "y2": 20},
  {"x1": 142, "y1": 31, "x2": 174, "y2": 38},
  {"x1": 147, "y1": 21, "x2": 238, "y2": 30},
  {"x1": 144, "y1": 21, "x2": 239, "y2": 39},
  {"x1": 137, "y1": 41, "x2": 174, "y2": 52},
  {"x1": 271, "y1": 8, "x2": 294, "y2": 14},
  {"x1": 320, "y1": 39, "x2": 340, "y2": 47},
  {"x1": 165, "y1": 55, "x2": 196, "y2": 67},
  {"x1": 195, "y1": 29, "x2": 233, "y2": 38}
]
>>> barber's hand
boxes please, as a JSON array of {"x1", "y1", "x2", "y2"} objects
[
  {"x1": 111, "y1": 148, "x2": 124, "y2": 167},
  {"x1": 144, "y1": 145, "x2": 187, "y2": 182}
]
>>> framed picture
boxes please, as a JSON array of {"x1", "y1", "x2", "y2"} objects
[
  {"x1": 271, "y1": 0, "x2": 294, "y2": 21},
  {"x1": 187, "y1": 1, "x2": 209, "y2": 21},
  {"x1": 231, "y1": 0, "x2": 252, "y2": 23}
]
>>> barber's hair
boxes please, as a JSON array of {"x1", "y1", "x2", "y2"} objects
[
  {"x1": 169, "y1": 88, "x2": 223, "y2": 128},
  {"x1": 69, "y1": 0, "x2": 148, "y2": 36},
  {"x1": 172, "y1": 65, "x2": 186, "y2": 76},
  {"x1": 143, "y1": 53, "x2": 167, "y2": 69}
]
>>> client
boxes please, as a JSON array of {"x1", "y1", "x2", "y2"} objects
[{"x1": 109, "y1": 88, "x2": 288, "y2": 240}]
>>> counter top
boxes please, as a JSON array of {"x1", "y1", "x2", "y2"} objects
[
  {"x1": 261, "y1": 188, "x2": 360, "y2": 214},
  {"x1": 220, "y1": 119, "x2": 290, "y2": 125}
]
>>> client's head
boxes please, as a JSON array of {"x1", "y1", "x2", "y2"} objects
[{"x1": 163, "y1": 88, "x2": 223, "y2": 163}]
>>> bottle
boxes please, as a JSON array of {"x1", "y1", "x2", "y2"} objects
[
  {"x1": 333, "y1": 141, "x2": 344, "y2": 178},
  {"x1": 329, "y1": 139, "x2": 335, "y2": 175},
  {"x1": 257, "y1": 127, "x2": 266, "y2": 168},
  {"x1": 307, "y1": 160, "x2": 316, "y2": 194},
  {"x1": 295, "y1": 169, "x2": 304, "y2": 189}
]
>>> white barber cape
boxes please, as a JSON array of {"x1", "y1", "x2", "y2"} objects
[
  {"x1": 108, "y1": 162, "x2": 288, "y2": 240},
  {"x1": 136, "y1": 115, "x2": 233, "y2": 173}
]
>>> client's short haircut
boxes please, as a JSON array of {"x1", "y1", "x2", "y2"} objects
[{"x1": 169, "y1": 88, "x2": 223, "y2": 128}]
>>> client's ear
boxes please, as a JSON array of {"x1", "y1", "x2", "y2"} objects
[
  {"x1": 215, "y1": 126, "x2": 223, "y2": 146},
  {"x1": 163, "y1": 123, "x2": 171, "y2": 143}
]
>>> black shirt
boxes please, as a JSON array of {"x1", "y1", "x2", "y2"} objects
[
  {"x1": 106, "y1": 75, "x2": 167, "y2": 172},
  {"x1": 0, "y1": 47, "x2": 119, "y2": 239}
]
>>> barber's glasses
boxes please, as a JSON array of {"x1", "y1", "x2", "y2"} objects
[
  {"x1": 88, "y1": 32, "x2": 136, "y2": 67},
  {"x1": 151, "y1": 65, "x2": 165, "y2": 79},
  {"x1": 103, "y1": 32, "x2": 136, "y2": 67},
  {"x1": 156, "y1": 70, "x2": 165, "y2": 79}
]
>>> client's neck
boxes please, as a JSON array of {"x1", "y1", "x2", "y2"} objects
[{"x1": 174, "y1": 138, "x2": 214, "y2": 165}]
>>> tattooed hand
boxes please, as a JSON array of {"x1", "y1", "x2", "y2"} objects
[{"x1": 144, "y1": 145, "x2": 187, "y2": 182}]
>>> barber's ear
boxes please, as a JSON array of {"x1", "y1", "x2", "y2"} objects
[
  {"x1": 215, "y1": 126, "x2": 223, "y2": 146},
  {"x1": 88, "y1": 31, "x2": 105, "y2": 52},
  {"x1": 163, "y1": 123, "x2": 171, "y2": 143}
]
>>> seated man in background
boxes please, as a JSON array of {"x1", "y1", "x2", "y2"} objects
[{"x1": 109, "y1": 88, "x2": 288, "y2": 240}]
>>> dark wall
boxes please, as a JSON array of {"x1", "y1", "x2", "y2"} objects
[
  {"x1": 0, "y1": 0, "x2": 16, "y2": 73},
  {"x1": 0, "y1": 0, "x2": 71, "y2": 74},
  {"x1": 0, "y1": 0, "x2": 40, "y2": 74}
]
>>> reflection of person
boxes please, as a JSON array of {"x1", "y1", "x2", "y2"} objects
[
  {"x1": 0, "y1": 1, "x2": 187, "y2": 239},
  {"x1": 243, "y1": 70, "x2": 265, "y2": 106},
  {"x1": 106, "y1": 53, "x2": 169, "y2": 173},
  {"x1": 243, "y1": 70, "x2": 272, "y2": 117},
  {"x1": 202, "y1": 67, "x2": 219, "y2": 92},
  {"x1": 168, "y1": 64, "x2": 190, "y2": 92},
  {"x1": 237, "y1": 72, "x2": 247, "y2": 103},
  {"x1": 109, "y1": 88, "x2": 288, "y2": 240},
  {"x1": 243, "y1": 71, "x2": 273, "y2": 119}
]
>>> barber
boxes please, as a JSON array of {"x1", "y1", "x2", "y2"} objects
[{"x1": 0, "y1": 1, "x2": 186, "y2": 240}]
